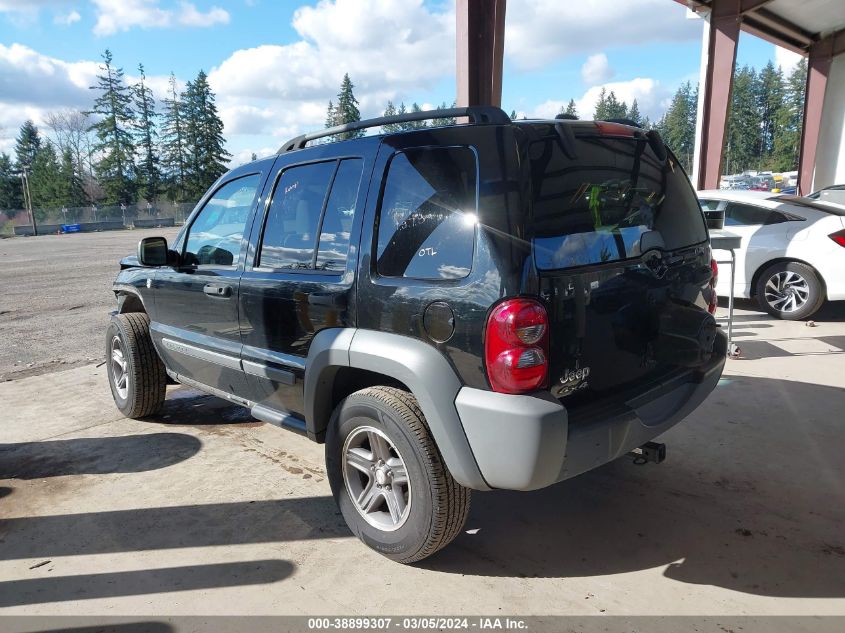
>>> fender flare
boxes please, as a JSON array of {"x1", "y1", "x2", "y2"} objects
[{"x1": 305, "y1": 328, "x2": 489, "y2": 490}]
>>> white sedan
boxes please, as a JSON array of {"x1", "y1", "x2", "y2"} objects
[{"x1": 698, "y1": 190, "x2": 845, "y2": 320}]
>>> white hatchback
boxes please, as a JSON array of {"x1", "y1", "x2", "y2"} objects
[{"x1": 698, "y1": 190, "x2": 845, "y2": 320}]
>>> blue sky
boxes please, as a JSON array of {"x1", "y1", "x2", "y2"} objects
[{"x1": 0, "y1": 0, "x2": 802, "y2": 164}]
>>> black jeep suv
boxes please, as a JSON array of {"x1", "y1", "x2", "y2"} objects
[{"x1": 107, "y1": 106, "x2": 726, "y2": 563}]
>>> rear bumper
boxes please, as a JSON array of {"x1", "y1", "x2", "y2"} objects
[{"x1": 455, "y1": 333, "x2": 727, "y2": 491}]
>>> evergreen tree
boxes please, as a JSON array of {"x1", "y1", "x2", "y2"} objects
[
  {"x1": 132, "y1": 64, "x2": 162, "y2": 202},
  {"x1": 29, "y1": 142, "x2": 62, "y2": 214},
  {"x1": 250, "y1": 152, "x2": 258, "y2": 162},
  {"x1": 57, "y1": 147, "x2": 86, "y2": 207},
  {"x1": 161, "y1": 73, "x2": 189, "y2": 201},
  {"x1": 407, "y1": 103, "x2": 428, "y2": 130},
  {"x1": 755, "y1": 60, "x2": 785, "y2": 168},
  {"x1": 0, "y1": 153, "x2": 22, "y2": 209},
  {"x1": 435, "y1": 101, "x2": 457, "y2": 126},
  {"x1": 334, "y1": 74, "x2": 363, "y2": 140},
  {"x1": 14, "y1": 120, "x2": 42, "y2": 174},
  {"x1": 593, "y1": 88, "x2": 609, "y2": 120},
  {"x1": 381, "y1": 100, "x2": 401, "y2": 133},
  {"x1": 510, "y1": 109, "x2": 517, "y2": 120},
  {"x1": 627, "y1": 99, "x2": 642, "y2": 125},
  {"x1": 661, "y1": 81, "x2": 696, "y2": 173},
  {"x1": 182, "y1": 70, "x2": 231, "y2": 198},
  {"x1": 88, "y1": 49, "x2": 136, "y2": 204},
  {"x1": 605, "y1": 91, "x2": 628, "y2": 119},
  {"x1": 725, "y1": 66, "x2": 760, "y2": 175},
  {"x1": 563, "y1": 99, "x2": 578, "y2": 119},
  {"x1": 772, "y1": 58, "x2": 807, "y2": 172}
]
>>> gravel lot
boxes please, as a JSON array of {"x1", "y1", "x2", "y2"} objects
[{"x1": 0, "y1": 228, "x2": 180, "y2": 381}]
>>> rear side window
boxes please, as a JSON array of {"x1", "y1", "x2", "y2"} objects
[
  {"x1": 376, "y1": 147, "x2": 477, "y2": 280},
  {"x1": 726, "y1": 203, "x2": 787, "y2": 226},
  {"x1": 317, "y1": 159, "x2": 363, "y2": 272},
  {"x1": 530, "y1": 133, "x2": 707, "y2": 270}
]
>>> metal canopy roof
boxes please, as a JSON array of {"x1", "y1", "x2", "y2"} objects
[{"x1": 677, "y1": 0, "x2": 845, "y2": 54}]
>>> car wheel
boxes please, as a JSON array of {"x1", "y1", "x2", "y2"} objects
[
  {"x1": 326, "y1": 386, "x2": 471, "y2": 563},
  {"x1": 106, "y1": 313, "x2": 167, "y2": 418},
  {"x1": 755, "y1": 261, "x2": 825, "y2": 320}
]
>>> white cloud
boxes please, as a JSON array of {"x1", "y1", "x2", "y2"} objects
[
  {"x1": 774, "y1": 45, "x2": 803, "y2": 73},
  {"x1": 53, "y1": 10, "x2": 81, "y2": 26},
  {"x1": 208, "y1": 0, "x2": 455, "y2": 141},
  {"x1": 92, "y1": 0, "x2": 229, "y2": 36},
  {"x1": 581, "y1": 53, "x2": 614, "y2": 85},
  {"x1": 505, "y1": 0, "x2": 699, "y2": 70},
  {"x1": 532, "y1": 77, "x2": 668, "y2": 121}
]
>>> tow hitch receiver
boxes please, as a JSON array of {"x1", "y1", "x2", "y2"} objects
[{"x1": 628, "y1": 441, "x2": 666, "y2": 465}]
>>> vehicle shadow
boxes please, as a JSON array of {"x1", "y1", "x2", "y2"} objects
[
  {"x1": 423, "y1": 375, "x2": 845, "y2": 598},
  {"x1": 0, "y1": 560, "x2": 293, "y2": 608},
  {"x1": 149, "y1": 387, "x2": 259, "y2": 426},
  {"x1": 0, "y1": 433, "x2": 201, "y2": 480},
  {"x1": 722, "y1": 298, "x2": 845, "y2": 323}
]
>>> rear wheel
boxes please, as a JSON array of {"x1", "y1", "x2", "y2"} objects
[
  {"x1": 755, "y1": 261, "x2": 824, "y2": 320},
  {"x1": 325, "y1": 386, "x2": 471, "y2": 563},
  {"x1": 106, "y1": 313, "x2": 167, "y2": 418}
]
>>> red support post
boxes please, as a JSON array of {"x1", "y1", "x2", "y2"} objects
[
  {"x1": 456, "y1": 0, "x2": 506, "y2": 108},
  {"x1": 697, "y1": 0, "x2": 742, "y2": 190},
  {"x1": 797, "y1": 37, "x2": 834, "y2": 195}
]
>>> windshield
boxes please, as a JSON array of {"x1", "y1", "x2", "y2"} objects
[{"x1": 529, "y1": 131, "x2": 707, "y2": 270}]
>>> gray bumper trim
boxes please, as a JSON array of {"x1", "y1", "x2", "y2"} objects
[{"x1": 456, "y1": 355, "x2": 725, "y2": 491}]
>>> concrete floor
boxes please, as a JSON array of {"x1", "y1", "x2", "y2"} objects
[{"x1": 2, "y1": 302, "x2": 844, "y2": 619}]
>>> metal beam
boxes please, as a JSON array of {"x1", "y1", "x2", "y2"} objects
[
  {"x1": 696, "y1": 0, "x2": 742, "y2": 190},
  {"x1": 456, "y1": 0, "x2": 506, "y2": 108},
  {"x1": 798, "y1": 36, "x2": 835, "y2": 194}
]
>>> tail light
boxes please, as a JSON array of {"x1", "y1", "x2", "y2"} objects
[
  {"x1": 708, "y1": 258, "x2": 718, "y2": 315},
  {"x1": 484, "y1": 298, "x2": 549, "y2": 394},
  {"x1": 829, "y1": 229, "x2": 845, "y2": 247}
]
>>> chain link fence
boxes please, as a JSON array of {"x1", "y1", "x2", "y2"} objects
[{"x1": 1, "y1": 202, "x2": 198, "y2": 237}]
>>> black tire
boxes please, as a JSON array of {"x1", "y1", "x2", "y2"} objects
[
  {"x1": 325, "y1": 386, "x2": 471, "y2": 563},
  {"x1": 755, "y1": 261, "x2": 825, "y2": 320},
  {"x1": 105, "y1": 313, "x2": 167, "y2": 418}
]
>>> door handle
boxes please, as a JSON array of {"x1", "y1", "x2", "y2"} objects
[{"x1": 203, "y1": 283, "x2": 232, "y2": 298}]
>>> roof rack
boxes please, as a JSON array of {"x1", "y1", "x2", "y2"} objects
[{"x1": 277, "y1": 105, "x2": 511, "y2": 153}]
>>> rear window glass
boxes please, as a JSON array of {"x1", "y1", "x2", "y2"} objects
[
  {"x1": 530, "y1": 133, "x2": 707, "y2": 270},
  {"x1": 376, "y1": 147, "x2": 477, "y2": 280}
]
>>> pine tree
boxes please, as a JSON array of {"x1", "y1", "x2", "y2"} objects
[
  {"x1": 182, "y1": 70, "x2": 231, "y2": 199},
  {"x1": 407, "y1": 103, "x2": 428, "y2": 130},
  {"x1": 88, "y1": 49, "x2": 136, "y2": 204},
  {"x1": 381, "y1": 100, "x2": 400, "y2": 133},
  {"x1": 161, "y1": 73, "x2": 189, "y2": 201},
  {"x1": 132, "y1": 64, "x2": 162, "y2": 203},
  {"x1": 29, "y1": 142, "x2": 62, "y2": 214},
  {"x1": 334, "y1": 74, "x2": 363, "y2": 140},
  {"x1": 725, "y1": 66, "x2": 760, "y2": 175},
  {"x1": 604, "y1": 91, "x2": 628, "y2": 119},
  {"x1": 627, "y1": 99, "x2": 642, "y2": 125},
  {"x1": 563, "y1": 99, "x2": 578, "y2": 119},
  {"x1": 755, "y1": 61, "x2": 785, "y2": 168},
  {"x1": 250, "y1": 152, "x2": 258, "y2": 162},
  {"x1": 772, "y1": 58, "x2": 807, "y2": 172},
  {"x1": 14, "y1": 120, "x2": 42, "y2": 175},
  {"x1": 510, "y1": 109, "x2": 517, "y2": 120},
  {"x1": 593, "y1": 88, "x2": 609, "y2": 120},
  {"x1": 661, "y1": 81, "x2": 696, "y2": 173},
  {"x1": 0, "y1": 153, "x2": 22, "y2": 210},
  {"x1": 435, "y1": 101, "x2": 456, "y2": 126},
  {"x1": 57, "y1": 147, "x2": 86, "y2": 207}
]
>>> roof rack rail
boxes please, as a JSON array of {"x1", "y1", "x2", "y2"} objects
[
  {"x1": 277, "y1": 105, "x2": 511, "y2": 153},
  {"x1": 603, "y1": 118, "x2": 642, "y2": 128}
]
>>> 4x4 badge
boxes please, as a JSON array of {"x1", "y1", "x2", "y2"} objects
[{"x1": 555, "y1": 361, "x2": 591, "y2": 397}]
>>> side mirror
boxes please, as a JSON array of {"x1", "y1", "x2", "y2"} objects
[{"x1": 138, "y1": 236, "x2": 169, "y2": 266}]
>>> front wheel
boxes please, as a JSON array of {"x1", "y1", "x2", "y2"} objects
[
  {"x1": 326, "y1": 386, "x2": 471, "y2": 563},
  {"x1": 106, "y1": 313, "x2": 167, "y2": 418},
  {"x1": 755, "y1": 261, "x2": 824, "y2": 320}
]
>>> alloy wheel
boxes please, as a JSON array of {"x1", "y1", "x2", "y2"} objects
[
  {"x1": 764, "y1": 270, "x2": 810, "y2": 313},
  {"x1": 110, "y1": 335, "x2": 129, "y2": 399}
]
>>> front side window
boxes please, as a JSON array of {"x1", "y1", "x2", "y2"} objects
[
  {"x1": 376, "y1": 147, "x2": 477, "y2": 280},
  {"x1": 258, "y1": 161, "x2": 336, "y2": 270},
  {"x1": 184, "y1": 174, "x2": 260, "y2": 267}
]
